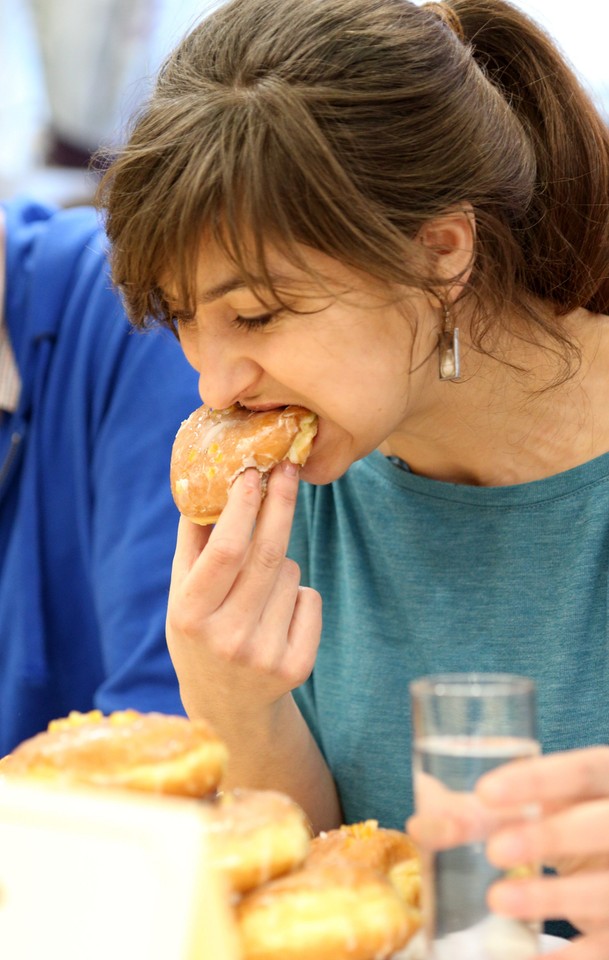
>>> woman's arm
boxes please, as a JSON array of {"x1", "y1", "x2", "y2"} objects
[{"x1": 166, "y1": 462, "x2": 342, "y2": 833}]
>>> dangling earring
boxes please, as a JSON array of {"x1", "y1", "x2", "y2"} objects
[{"x1": 438, "y1": 299, "x2": 461, "y2": 381}]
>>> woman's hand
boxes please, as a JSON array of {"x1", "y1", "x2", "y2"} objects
[
  {"x1": 478, "y1": 747, "x2": 609, "y2": 954},
  {"x1": 408, "y1": 747, "x2": 609, "y2": 958},
  {"x1": 166, "y1": 460, "x2": 321, "y2": 725}
]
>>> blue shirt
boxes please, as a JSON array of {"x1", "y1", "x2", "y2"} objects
[
  {"x1": 0, "y1": 199, "x2": 198, "y2": 754},
  {"x1": 291, "y1": 449, "x2": 609, "y2": 829}
]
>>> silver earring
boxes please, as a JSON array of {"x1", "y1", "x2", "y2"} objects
[{"x1": 438, "y1": 300, "x2": 460, "y2": 381}]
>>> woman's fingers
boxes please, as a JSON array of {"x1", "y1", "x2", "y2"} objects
[
  {"x1": 406, "y1": 812, "x2": 462, "y2": 849},
  {"x1": 410, "y1": 749, "x2": 609, "y2": 949},
  {"x1": 407, "y1": 772, "x2": 531, "y2": 850},
  {"x1": 488, "y1": 870, "x2": 609, "y2": 930},
  {"x1": 477, "y1": 747, "x2": 609, "y2": 808},
  {"x1": 487, "y1": 800, "x2": 609, "y2": 869},
  {"x1": 170, "y1": 513, "x2": 214, "y2": 582},
  {"x1": 204, "y1": 467, "x2": 264, "y2": 595},
  {"x1": 486, "y1": 799, "x2": 609, "y2": 890},
  {"x1": 171, "y1": 468, "x2": 263, "y2": 616},
  {"x1": 173, "y1": 460, "x2": 299, "y2": 623},
  {"x1": 169, "y1": 461, "x2": 311, "y2": 673},
  {"x1": 485, "y1": 793, "x2": 609, "y2": 937},
  {"x1": 238, "y1": 571, "x2": 322, "y2": 686},
  {"x1": 229, "y1": 461, "x2": 301, "y2": 618},
  {"x1": 167, "y1": 459, "x2": 321, "y2": 705},
  {"x1": 246, "y1": 558, "x2": 303, "y2": 671},
  {"x1": 284, "y1": 585, "x2": 322, "y2": 681}
]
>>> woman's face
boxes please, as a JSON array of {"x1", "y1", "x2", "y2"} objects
[{"x1": 167, "y1": 240, "x2": 438, "y2": 485}]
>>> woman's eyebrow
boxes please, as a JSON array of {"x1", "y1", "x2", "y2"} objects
[
  {"x1": 161, "y1": 271, "x2": 330, "y2": 309},
  {"x1": 194, "y1": 273, "x2": 316, "y2": 304},
  {"x1": 196, "y1": 277, "x2": 249, "y2": 303},
  {"x1": 158, "y1": 277, "x2": 254, "y2": 307}
]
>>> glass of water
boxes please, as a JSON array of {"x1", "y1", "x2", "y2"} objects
[{"x1": 410, "y1": 673, "x2": 540, "y2": 960}]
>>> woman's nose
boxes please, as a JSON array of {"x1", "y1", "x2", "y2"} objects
[{"x1": 196, "y1": 355, "x2": 262, "y2": 410}]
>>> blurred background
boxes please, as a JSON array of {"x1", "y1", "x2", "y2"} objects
[
  {"x1": 0, "y1": 0, "x2": 222, "y2": 203},
  {"x1": 1, "y1": 0, "x2": 607, "y2": 206}
]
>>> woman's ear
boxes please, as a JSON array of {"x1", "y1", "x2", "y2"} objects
[{"x1": 417, "y1": 205, "x2": 476, "y2": 298}]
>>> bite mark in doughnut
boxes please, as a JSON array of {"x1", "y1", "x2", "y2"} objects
[
  {"x1": 236, "y1": 860, "x2": 420, "y2": 960},
  {"x1": 170, "y1": 404, "x2": 318, "y2": 524},
  {"x1": 0, "y1": 710, "x2": 228, "y2": 798},
  {"x1": 203, "y1": 788, "x2": 312, "y2": 894}
]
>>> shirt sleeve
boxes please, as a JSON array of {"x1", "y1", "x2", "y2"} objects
[
  {"x1": 90, "y1": 322, "x2": 199, "y2": 715},
  {"x1": 2, "y1": 199, "x2": 201, "y2": 738},
  {"x1": 31, "y1": 205, "x2": 203, "y2": 717}
]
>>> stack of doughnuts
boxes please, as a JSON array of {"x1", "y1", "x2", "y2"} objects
[
  {"x1": 237, "y1": 819, "x2": 421, "y2": 960},
  {"x1": 1, "y1": 711, "x2": 421, "y2": 959},
  {"x1": 170, "y1": 403, "x2": 318, "y2": 524}
]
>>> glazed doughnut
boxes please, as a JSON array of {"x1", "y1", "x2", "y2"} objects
[
  {"x1": 236, "y1": 860, "x2": 420, "y2": 960},
  {"x1": 307, "y1": 819, "x2": 421, "y2": 907},
  {"x1": 0, "y1": 710, "x2": 228, "y2": 798},
  {"x1": 308, "y1": 819, "x2": 419, "y2": 873},
  {"x1": 387, "y1": 857, "x2": 422, "y2": 911},
  {"x1": 203, "y1": 788, "x2": 312, "y2": 894},
  {"x1": 170, "y1": 403, "x2": 318, "y2": 524}
]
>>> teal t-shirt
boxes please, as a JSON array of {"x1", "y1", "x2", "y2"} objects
[{"x1": 290, "y1": 450, "x2": 609, "y2": 830}]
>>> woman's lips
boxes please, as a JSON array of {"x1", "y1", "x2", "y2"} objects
[{"x1": 241, "y1": 402, "x2": 289, "y2": 413}]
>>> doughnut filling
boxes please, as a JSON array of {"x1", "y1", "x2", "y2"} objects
[
  {"x1": 0, "y1": 710, "x2": 228, "y2": 798},
  {"x1": 170, "y1": 404, "x2": 318, "y2": 524}
]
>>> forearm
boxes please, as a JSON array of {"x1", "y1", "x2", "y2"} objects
[{"x1": 187, "y1": 691, "x2": 342, "y2": 835}]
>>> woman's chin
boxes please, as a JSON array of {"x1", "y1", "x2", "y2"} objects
[
  {"x1": 299, "y1": 421, "x2": 372, "y2": 486},
  {"x1": 299, "y1": 451, "x2": 354, "y2": 486}
]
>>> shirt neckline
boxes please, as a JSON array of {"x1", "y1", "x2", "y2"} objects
[{"x1": 368, "y1": 447, "x2": 609, "y2": 506}]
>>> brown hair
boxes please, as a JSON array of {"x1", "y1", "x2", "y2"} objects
[{"x1": 98, "y1": 0, "x2": 609, "y2": 376}]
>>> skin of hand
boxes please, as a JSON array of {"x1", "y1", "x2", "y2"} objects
[
  {"x1": 408, "y1": 747, "x2": 609, "y2": 957},
  {"x1": 165, "y1": 459, "x2": 342, "y2": 833}
]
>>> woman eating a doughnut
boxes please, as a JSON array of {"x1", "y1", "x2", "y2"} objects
[{"x1": 98, "y1": 0, "x2": 609, "y2": 951}]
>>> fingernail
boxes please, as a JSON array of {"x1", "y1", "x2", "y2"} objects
[
  {"x1": 282, "y1": 460, "x2": 299, "y2": 477},
  {"x1": 242, "y1": 468, "x2": 261, "y2": 491}
]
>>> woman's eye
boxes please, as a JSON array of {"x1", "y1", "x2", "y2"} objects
[{"x1": 232, "y1": 312, "x2": 278, "y2": 330}]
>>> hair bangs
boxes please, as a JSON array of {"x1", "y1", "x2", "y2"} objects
[{"x1": 203, "y1": 81, "x2": 434, "y2": 312}]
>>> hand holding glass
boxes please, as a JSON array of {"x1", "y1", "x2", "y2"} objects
[{"x1": 410, "y1": 673, "x2": 540, "y2": 960}]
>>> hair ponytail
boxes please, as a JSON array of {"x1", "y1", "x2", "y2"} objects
[{"x1": 450, "y1": 0, "x2": 609, "y2": 315}]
